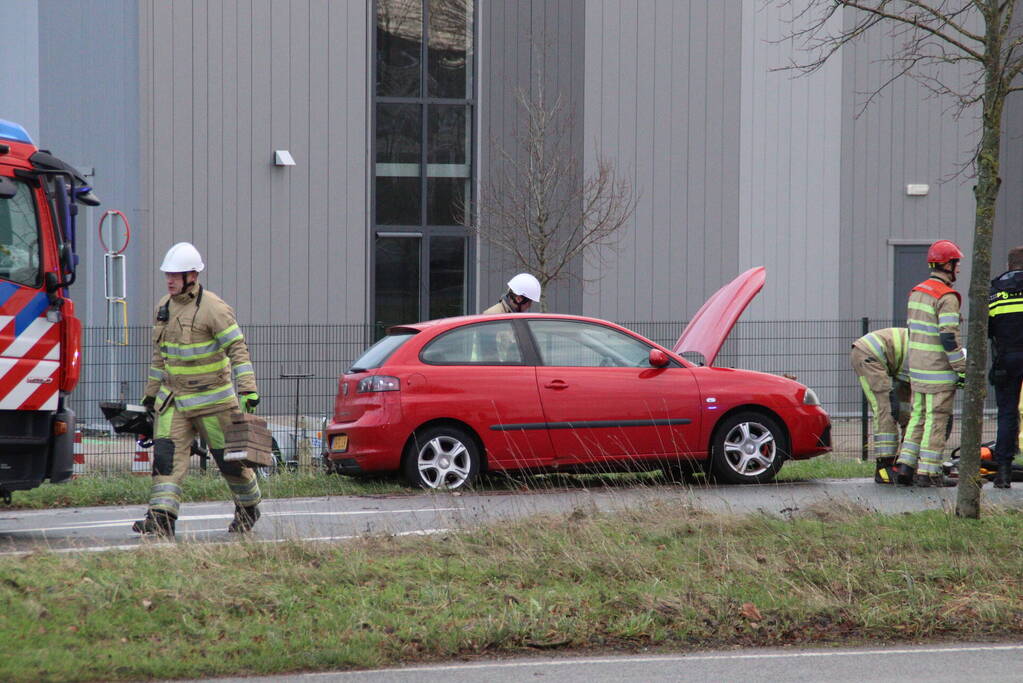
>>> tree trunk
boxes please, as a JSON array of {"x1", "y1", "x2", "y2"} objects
[{"x1": 956, "y1": 64, "x2": 1004, "y2": 518}]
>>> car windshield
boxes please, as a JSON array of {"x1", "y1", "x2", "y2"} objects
[
  {"x1": 0, "y1": 180, "x2": 41, "y2": 287},
  {"x1": 348, "y1": 332, "x2": 416, "y2": 372}
]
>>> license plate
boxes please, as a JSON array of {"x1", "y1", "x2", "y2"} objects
[{"x1": 331, "y1": 434, "x2": 348, "y2": 452}]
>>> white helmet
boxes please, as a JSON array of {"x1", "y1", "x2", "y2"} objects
[
  {"x1": 160, "y1": 242, "x2": 205, "y2": 273},
  {"x1": 507, "y1": 273, "x2": 541, "y2": 302}
]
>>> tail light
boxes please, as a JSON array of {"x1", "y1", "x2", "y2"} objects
[
  {"x1": 357, "y1": 376, "x2": 400, "y2": 393},
  {"x1": 60, "y1": 304, "x2": 82, "y2": 393}
]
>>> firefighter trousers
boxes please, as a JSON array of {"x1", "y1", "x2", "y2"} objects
[
  {"x1": 897, "y1": 389, "x2": 955, "y2": 476},
  {"x1": 147, "y1": 404, "x2": 261, "y2": 518},
  {"x1": 850, "y1": 346, "x2": 910, "y2": 458}
]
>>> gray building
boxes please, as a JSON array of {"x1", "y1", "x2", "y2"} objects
[{"x1": 3, "y1": 0, "x2": 1021, "y2": 332}]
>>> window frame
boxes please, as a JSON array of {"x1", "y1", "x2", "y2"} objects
[
  {"x1": 419, "y1": 319, "x2": 531, "y2": 366},
  {"x1": 371, "y1": 0, "x2": 477, "y2": 327},
  {"x1": 0, "y1": 177, "x2": 44, "y2": 289}
]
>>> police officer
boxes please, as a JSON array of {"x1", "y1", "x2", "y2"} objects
[
  {"x1": 133, "y1": 242, "x2": 262, "y2": 536},
  {"x1": 850, "y1": 327, "x2": 911, "y2": 483},
  {"x1": 482, "y1": 273, "x2": 542, "y2": 314},
  {"x1": 895, "y1": 240, "x2": 965, "y2": 487},
  {"x1": 988, "y1": 246, "x2": 1023, "y2": 489}
]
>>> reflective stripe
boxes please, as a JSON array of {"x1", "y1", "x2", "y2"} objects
[
  {"x1": 215, "y1": 324, "x2": 243, "y2": 348},
  {"x1": 228, "y1": 478, "x2": 261, "y2": 506},
  {"x1": 892, "y1": 329, "x2": 906, "y2": 372},
  {"x1": 200, "y1": 414, "x2": 226, "y2": 450},
  {"x1": 861, "y1": 334, "x2": 886, "y2": 362},
  {"x1": 938, "y1": 312, "x2": 959, "y2": 326},
  {"x1": 946, "y1": 349, "x2": 965, "y2": 364},
  {"x1": 165, "y1": 356, "x2": 230, "y2": 376},
  {"x1": 175, "y1": 383, "x2": 236, "y2": 410},
  {"x1": 908, "y1": 320, "x2": 938, "y2": 333},
  {"x1": 908, "y1": 301, "x2": 935, "y2": 315},
  {"x1": 160, "y1": 339, "x2": 221, "y2": 360},
  {"x1": 149, "y1": 482, "x2": 183, "y2": 515},
  {"x1": 989, "y1": 299, "x2": 1023, "y2": 316},
  {"x1": 909, "y1": 368, "x2": 958, "y2": 384},
  {"x1": 232, "y1": 362, "x2": 254, "y2": 381},
  {"x1": 148, "y1": 366, "x2": 164, "y2": 382}
]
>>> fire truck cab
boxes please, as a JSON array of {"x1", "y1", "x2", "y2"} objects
[{"x1": 0, "y1": 119, "x2": 98, "y2": 502}]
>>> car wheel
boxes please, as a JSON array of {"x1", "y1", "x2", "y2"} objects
[
  {"x1": 403, "y1": 426, "x2": 481, "y2": 490},
  {"x1": 709, "y1": 411, "x2": 786, "y2": 485},
  {"x1": 256, "y1": 437, "x2": 284, "y2": 479}
]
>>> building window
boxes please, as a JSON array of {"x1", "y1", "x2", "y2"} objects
[{"x1": 373, "y1": 0, "x2": 475, "y2": 330}]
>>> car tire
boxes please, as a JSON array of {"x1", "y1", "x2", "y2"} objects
[
  {"x1": 256, "y1": 437, "x2": 284, "y2": 479},
  {"x1": 403, "y1": 425, "x2": 481, "y2": 490},
  {"x1": 708, "y1": 411, "x2": 786, "y2": 485}
]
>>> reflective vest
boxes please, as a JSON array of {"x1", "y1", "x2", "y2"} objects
[{"x1": 144, "y1": 286, "x2": 257, "y2": 417}]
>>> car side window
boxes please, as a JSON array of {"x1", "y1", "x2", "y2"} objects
[
  {"x1": 421, "y1": 321, "x2": 523, "y2": 364},
  {"x1": 528, "y1": 320, "x2": 652, "y2": 367}
]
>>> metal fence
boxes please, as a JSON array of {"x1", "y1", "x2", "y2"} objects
[{"x1": 71, "y1": 319, "x2": 997, "y2": 475}]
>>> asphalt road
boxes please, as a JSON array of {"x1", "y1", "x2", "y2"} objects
[{"x1": 2, "y1": 478, "x2": 1022, "y2": 555}]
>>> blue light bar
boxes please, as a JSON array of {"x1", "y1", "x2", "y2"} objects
[{"x1": 0, "y1": 119, "x2": 33, "y2": 144}]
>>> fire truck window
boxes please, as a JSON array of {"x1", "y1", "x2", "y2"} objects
[{"x1": 0, "y1": 181, "x2": 41, "y2": 287}]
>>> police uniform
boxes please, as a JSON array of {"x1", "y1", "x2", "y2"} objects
[{"x1": 988, "y1": 268, "x2": 1023, "y2": 486}]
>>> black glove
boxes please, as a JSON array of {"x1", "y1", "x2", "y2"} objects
[
  {"x1": 956, "y1": 372, "x2": 966, "y2": 389},
  {"x1": 241, "y1": 392, "x2": 260, "y2": 414},
  {"x1": 141, "y1": 395, "x2": 156, "y2": 411}
]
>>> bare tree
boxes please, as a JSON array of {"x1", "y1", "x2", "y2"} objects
[
  {"x1": 469, "y1": 78, "x2": 636, "y2": 311},
  {"x1": 781, "y1": 0, "x2": 1023, "y2": 517}
]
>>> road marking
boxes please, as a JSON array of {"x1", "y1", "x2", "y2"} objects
[
  {"x1": 311, "y1": 644, "x2": 1023, "y2": 676},
  {"x1": 0, "y1": 527, "x2": 454, "y2": 557},
  {"x1": 0, "y1": 507, "x2": 462, "y2": 534}
]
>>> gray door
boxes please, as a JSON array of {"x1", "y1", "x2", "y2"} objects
[{"x1": 893, "y1": 245, "x2": 931, "y2": 326}]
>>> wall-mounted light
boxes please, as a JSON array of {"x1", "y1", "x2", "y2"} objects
[
  {"x1": 906, "y1": 183, "x2": 929, "y2": 196},
  {"x1": 274, "y1": 150, "x2": 296, "y2": 167}
]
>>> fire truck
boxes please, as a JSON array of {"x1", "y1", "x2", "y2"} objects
[{"x1": 0, "y1": 119, "x2": 98, "y2": 502}]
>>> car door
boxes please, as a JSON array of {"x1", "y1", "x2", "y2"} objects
[
  {"x1": 527, "y1": 319, "x2": 702, "y2": 465},
  {"x1": 416, "y1": 319, "x2": 553, "y2": 470}
]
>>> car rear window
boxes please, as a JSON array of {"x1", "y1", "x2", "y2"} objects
[{"x1": 348, "y1": 332, "x2": 416, "y2": 372}]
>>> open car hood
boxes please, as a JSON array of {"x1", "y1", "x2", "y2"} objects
[{"x1": 672, "y1": 266, "x2": 766, "y2": 366}]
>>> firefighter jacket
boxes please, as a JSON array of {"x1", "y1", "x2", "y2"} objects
[
  {"x1": 906, "y1": 271, "x2": 965, "y2": 393},
  {"x1": 852, "y1": 327, "x2": 909, "y2": 383},
  {"x1": 143, "y1": 286, "x2": 257, "y2": 417},
  {"x1": 482, "y1": 296, "x2": 514, "y2": 315},
  {"x1": 988, "y1": 269, "x2": 1023, "y2": 356}
]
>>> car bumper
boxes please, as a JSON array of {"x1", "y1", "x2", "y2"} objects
[
  {"x1": 323, "y1": 419, "x2": 407, "y2": 474},
  {"x1": 787, "y1": 407, "x2": 832, "y2": 459}
]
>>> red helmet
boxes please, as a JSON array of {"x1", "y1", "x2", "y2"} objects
[{"x1": 927, "y1": 240, "x2": 963, "y2": 265}]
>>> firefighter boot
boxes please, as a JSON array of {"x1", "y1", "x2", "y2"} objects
[
  {"x1": 228, "y1": 504, "x2": 261, "y2": 533},
  {"x1": 874, "y1": 457, "x2": 897, "y2": 484},
  {"x1": 895, "y1": 463, "x2": 916, "y2": 486},
  {"x1": 994, "y1": 462, "x2": 1013, "y2": 489},
  {"x1": 913, "y1": 472, "x2": 957, "y2": 488},
  {"x1": 131, "y1": 510, "x2": 176, "y2": 537}
]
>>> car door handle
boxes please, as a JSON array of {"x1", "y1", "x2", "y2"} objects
[{"x1": 544, "y1": 380, "x2": 569, "y2": 390}]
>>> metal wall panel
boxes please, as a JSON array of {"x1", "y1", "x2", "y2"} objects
[
  {"x1": 0, "y1": 2, "x2": 40, "y2": 142},
  {"x1": 582, "y1": 0, "x2": 744, "y2": 323},
  {"x1": 838, "y1": 9, "x2": 979, "y2": 319},
  {"x1": 38, "y1": 0, "x2": 141, "y2": 330},
  {"x1": 138, "y1": 0, "x2": 369, "y2": 327},
  {"x1": 477, "y1": 0, "x2": 585, "y2": 314}
]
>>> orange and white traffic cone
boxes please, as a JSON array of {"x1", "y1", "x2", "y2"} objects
[
  {"x1": 132, "y1": 446, "x2": 152, "y2": 476},
  {"x1": 72, "y1": 430, "x2": 86, "y2": 478}
]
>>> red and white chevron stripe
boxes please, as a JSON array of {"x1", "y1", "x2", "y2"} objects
[{"x1": 0, "y1": 316, "x2": 61, "y2": 410}]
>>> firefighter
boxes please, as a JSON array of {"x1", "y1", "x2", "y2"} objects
[
  {"x1": 482, "y1": 273, "x2": 541, "y2": 314},
  {"x1": 895, "y1": 240, "x2": 965, "y2": 487},
  {"x1": 850, "y1": 327, "x2": 911, "y2": 483},
  {"x1": 133, "y1": 242, "x2": 262, "y2": 537},
  {"x1": 988, "y1": 245, "x2": 1023, "y2": 489}
]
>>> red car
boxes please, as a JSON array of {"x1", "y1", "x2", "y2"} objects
[{"x1": 324, "y1": 268, "x2": 831, "y2": 489}]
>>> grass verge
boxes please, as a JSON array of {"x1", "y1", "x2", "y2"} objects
[
  {"x1": 2, "y1": 501, "x2": 1022, "y2": 682},
  {"x1": 5, "y1": 455, "x2": 875, "y2": 510}
]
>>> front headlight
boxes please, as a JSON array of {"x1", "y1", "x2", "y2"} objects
[{"x1": 803, "y1": 387, "x2": 821, "y2": 406}]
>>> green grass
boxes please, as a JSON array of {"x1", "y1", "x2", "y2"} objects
[
  {"x1": 5, "y1": 456, "x2": 877, "y2": 510},
  {"x1": 2, "y1": 502, "x2": 1022, "y2": 682}
]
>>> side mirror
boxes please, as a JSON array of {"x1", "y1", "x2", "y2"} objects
[{"x1": 649, "y1": 348, "x2": 670, "y2": 368}]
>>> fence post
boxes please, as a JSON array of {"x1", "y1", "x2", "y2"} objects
[{"x1": 861, "y1": 316, "x2": 869, "y2": 461}]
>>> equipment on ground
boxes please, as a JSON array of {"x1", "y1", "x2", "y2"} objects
[
  {"x1": 945, "y1": 442, "x2": 1023, "y2": 482},
  {"x1": 0, "y1": 119, "x2": 98, "y2": 501}
]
